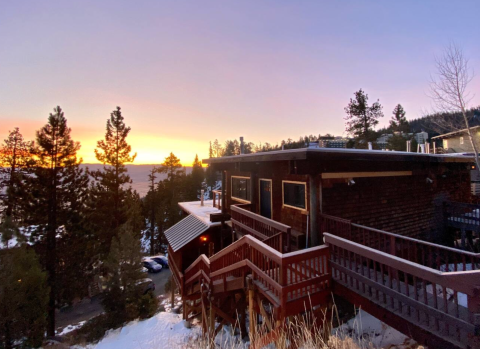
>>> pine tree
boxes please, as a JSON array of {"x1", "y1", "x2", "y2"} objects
[
  {"x1": 89, "y1": 106, "x2": 137, "y2": 258},
  {"x1": 208, "y1": 141, "x2": 213, "y2": 158},
  {"x1": 28, "y1": 106, "x2": 83, "y2": 337},
  {"x1": 390, "y1": 104, "x2": 409, "y2": 133},
  {"x1": 186, "y1": 154, "x2": 204, "y2": 201},
  {"x1": 0, "y1": 128, "x2": 34, "y2": 220},
  {"x1": 344, "y1": 89, "x2": 384, "y2": 147},
  {"x1": 102, "y1": 226, "x2": 157, "y2": 324},
  {"x1": 145, "y1": 167, "x2": 159, "y2": 255},
  {"x1": 158, "y1": 153, "x2": 184, "y2": 229},
  {"x1": 0, "y1": 246, "x2": 49, "y2": 349}
]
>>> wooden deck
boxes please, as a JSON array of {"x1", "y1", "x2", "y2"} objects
[{"x1": 169, "y1": 206, "x2": 480, "y2": 349}]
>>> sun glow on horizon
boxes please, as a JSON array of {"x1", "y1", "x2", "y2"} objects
[{"x1": 76, "y1": 134, "x2": 209, "y2": 166}]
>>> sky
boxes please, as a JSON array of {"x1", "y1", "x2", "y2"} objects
[{"x1": 1, "y1": 1, "x2": 479, "y2": 165}]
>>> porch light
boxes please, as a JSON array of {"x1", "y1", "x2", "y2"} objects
[{"x1": 200, "y1": 236, "x2": 208, "y2": 242}]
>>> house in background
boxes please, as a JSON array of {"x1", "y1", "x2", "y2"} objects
[
  {"x1": 431, "y1": 126, "x2": 480, "y2": 154},
  {"x1": 432, "y1": 126, "x2": 480, "y2": 193}
]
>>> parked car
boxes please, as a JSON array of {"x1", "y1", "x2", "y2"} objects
[
  {"x1": 151, "y1": 255, "x2": 169, "y2": 268},
  {"x1": 136, "y1": 278, "x2": 155, "y2": 294},
  {"x1": 142, "y1": 259, "x2": 162, "y2": 273}
]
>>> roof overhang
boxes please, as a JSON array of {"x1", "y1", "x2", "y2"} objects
[{"x1": 165, "y1": 215, "x2": 209, "y2": 252}]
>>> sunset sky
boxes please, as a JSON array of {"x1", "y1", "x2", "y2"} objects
[{"x1": 1, "y1": 1, "x2": 479, "y2": 165}]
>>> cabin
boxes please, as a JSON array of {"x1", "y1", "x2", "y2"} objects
[{"x1": 166, "y1": 148, "x2": 480, "y2": 349}]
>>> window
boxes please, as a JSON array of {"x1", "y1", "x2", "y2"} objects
[
  {"x1": 444, "y1": 139, "x2": 448, "y2": 149},
  {"x1": 282, "y1": 181, "x2": 306, "y2": 210},
  {"x1": 460, "y1": 137, "x2": 464, "y2": 145},
  {"x1": 231, "y1": 176, "x2": 251, "y2": 202}
]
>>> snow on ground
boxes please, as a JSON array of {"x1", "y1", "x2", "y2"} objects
[
  {"x1": 82, "y1": 312, "x2": 201, "y2": 349},
  {"x1": 57, "y1": 321, "x2": 86, "y2": 336},
  {"x1": 335, "y1": 309, "x2": 418, "y2": 349}
]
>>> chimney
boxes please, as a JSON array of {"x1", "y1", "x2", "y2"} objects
[
  {"x1": 368, "y1": 142, "x2": 373, "y2": 150},
  {"x1": 240, "y1": 136, "x2": 244, "y2": 154},
  {"x1": 200, "y1": 190, "x2": 204, "y2": 206},
  {"x1": 406, "y1": 140, "x2": 411, "y2": 152},
  {"x1": 425, "y1": 143, "x2": 430, "y2": 154},
  {"x1": 420, "y1": 144, "x2": 425, "y2": 153}
]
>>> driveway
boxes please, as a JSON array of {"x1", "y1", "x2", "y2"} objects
[{"x1": 56, "y1": 268, "x2": 172, "y2": 332}]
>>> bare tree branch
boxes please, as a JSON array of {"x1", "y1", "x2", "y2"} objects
[{"x1": 429, "y1": 42, "x2": 480, "y2": 172}]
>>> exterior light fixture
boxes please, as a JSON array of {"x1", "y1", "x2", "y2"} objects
[
  {"x1": 347, "y1": 178, "x2": 355, "y2": 186},
  {"x1": 200, "y1": 236, "x2": 208, "y2": 242}
]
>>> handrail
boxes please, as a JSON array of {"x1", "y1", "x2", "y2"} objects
[
  {"x1": 231, "y1": 205, "x2": 291, "y2": 232},
  {"x1": 168, "y1": 246, "x2": 184, "y2": 294},
  {"x1": 231, "y1": 204, "x2": 292, "y2": 252},
  {"x1": 325, "y1": 232, "x2": 480, "y2": 348},
  {"x1": 324, "y1": 233, "x2": 480, "y2": 296},
  {"x1": 320, "y1": 213, "x2": 480, "y2": 271}
]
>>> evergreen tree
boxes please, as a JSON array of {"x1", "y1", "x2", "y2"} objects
[
  {"x1": 102, "y1": 226, "x2": 157, "y2": 324},
  {"x1": 145, "y1": 167, "x2": 159, "y2": 255},
  {"x1": 223, "y1": 140, "x2": 236, "y2": 156},
  {"x1": 0, "y1": 128, "x2": 34, "y2": 220},
  {"x1": 213, "y1": 139, "x2": 222, "y2": 157},
  {"x1": 208, "y1": 141, "x2": 213, "y2": 158},
  {"x1": 0, "y1": 246, "x2": 49, "y2": 349},
  {"x1": 344, "y1": 89, "x2": 383, "y2": 147},
  {"x1": 390, "y1": 104, "x2": 409, "y2": 133},
  {"x1": 89, "y1": 106, "x2": 137, "y2": 258},
  {"x1": 158, "y1": 153, "x2": 184, "y2": 229},
  {"x1": 185, "y1": 154, "x2": 204, "y2": 201},
  {"x1": 27, "y1": 106, "x2": 83, "y2": 336}
]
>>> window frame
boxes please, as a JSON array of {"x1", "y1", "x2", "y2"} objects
[
  {"x1": 282, "y1": 180, "x2": 307, "y2": 211},
  {"x1": 231, "y1": 176, "x2": 251, "y2": 203}
]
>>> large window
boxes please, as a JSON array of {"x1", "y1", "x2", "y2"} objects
[
  {"x1": 283, "y1": 181, "x2": 306, "y2": 210},
  {"x1": 231, "y1": 176, "x2": 251, "y2": 202}
]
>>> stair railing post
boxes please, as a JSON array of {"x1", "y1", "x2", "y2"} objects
[{"x1": 468, "y1": 287, "x2": 480, "y2": 348}]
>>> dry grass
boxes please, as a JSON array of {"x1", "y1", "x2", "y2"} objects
[{"x1": 185, "y1": 303, "x2": 424, "y2": 349}]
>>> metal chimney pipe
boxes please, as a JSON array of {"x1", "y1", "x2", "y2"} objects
[
  {"x1": 420, "y1": 144, "x2": 425, "y2": 153},
  {"x1": 406, "y1": 140, "x2": 411, "y2": 152},
  {"x1": 425, "y1": 143, "x2": 430, "y2": 154},
  {"x1": 240, "y1": 136, "x2": 244, "y2": 154},
  {"x1": 368, "y1": 142, "x2": 373, "y2": 150},
  {"x1": 200, "y1": 190, "x2": 204, "y2": 206}
]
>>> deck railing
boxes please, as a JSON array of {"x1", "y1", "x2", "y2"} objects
[
  {"x1": 320, "y1": 213, "x2": 480, "y2": 272},
  {"x1": 212, "y1": 190, "x2": 222, "y2": 209},
  {"x1": 231, "y1": 205, "x2": 292, "y2": 253},
  {"x1": 209, "y1": 235, "x2": 330, "y2": 317},
  {"x1": 325, "y1": 233, "x2": 480, "y2": 348},
  {"x1": 168, "y1": 245, "x2": 184, "y2": 294},
  {"x1": 444, "y1": 201, "x2": 480, "y2": 231}
]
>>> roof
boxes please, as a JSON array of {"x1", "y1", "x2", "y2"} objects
[
  {"x1": 202, "y1": 147, "x2": 473, "y2": 165},
  {"x1": 178, "y1": 200, "x2": 223, "y2": 227},
  {"x1": 164, "y1": 214, "x2": 209, "y2": 252},
  {"x1": 431, "y1": 126, "x2": 480, "y2": 140}
]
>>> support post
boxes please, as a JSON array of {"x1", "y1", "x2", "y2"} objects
[
  {"x1": 248, "y1": 283, "x2": 256, "y2": 339},
  {"x1": 309, "y1": 175, "x2": 319, "y2": 246},
  {"x1": 468, "y1": 288, "x2": 480, "y2": 348},
  {"x1": 171, "y1": 278, "x2": 175, "y2": 309},
  {"x1": 209, "y1": 296, "x2": 215, "y2": 340}
]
